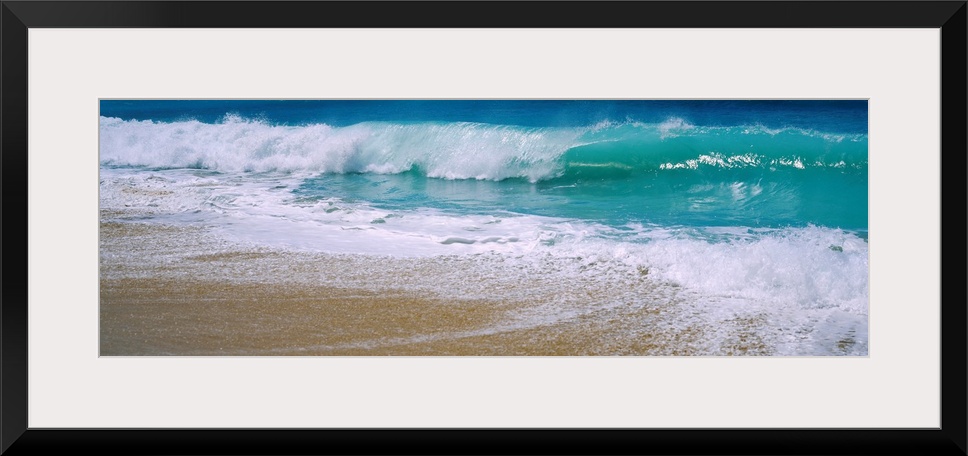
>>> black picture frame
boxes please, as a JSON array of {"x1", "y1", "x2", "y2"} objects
[{"x1": 2, "y1": 1, "x2": 965, "y2": 455}]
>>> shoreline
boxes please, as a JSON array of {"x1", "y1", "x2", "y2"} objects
[{"x1": 99, "y1": 213, "x2": 763, "y2": 356}]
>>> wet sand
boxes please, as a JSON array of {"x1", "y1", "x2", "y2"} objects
[
  {"x1": 99, "y1": 213, "x2": 769, "y2": 356},
  {"x1": 100, "y1": 276, "x2": 683, "y2": 356}
]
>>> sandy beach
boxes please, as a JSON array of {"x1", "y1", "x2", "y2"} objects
[{"x1": 99, "y1": 212, "x2": 772, "y2": 356}]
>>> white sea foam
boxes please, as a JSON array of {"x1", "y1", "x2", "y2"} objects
[
  {"x1": 100, "y1": 116, "x2": 581, "y2": 182},
  {"x1": 100, "y1": 166, "x2": 868, "y2": 355},
  {"x1": 100, "y1": 116, "x2": 868, "y2": 186}
]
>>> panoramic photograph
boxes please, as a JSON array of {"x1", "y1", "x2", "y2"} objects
[{"x1": 99, "y1": 100, "x2": 869, "y2": 356}]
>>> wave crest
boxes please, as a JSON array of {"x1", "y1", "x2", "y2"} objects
[{"x1": 100, "y1": 116, "x2": 867, "y2": 181}]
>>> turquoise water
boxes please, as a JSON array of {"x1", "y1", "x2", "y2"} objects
[{"x1": 287, "y1": 121, "x2": 868, "y2": 231}]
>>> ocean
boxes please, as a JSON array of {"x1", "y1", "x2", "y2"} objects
[{"x1": 99, "y1": 100, "x2": 869, "y2": 356}]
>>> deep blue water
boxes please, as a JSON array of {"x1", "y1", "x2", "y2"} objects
[{"x1": 100, "y1": 100, "x2": 868, "y2": 133}]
